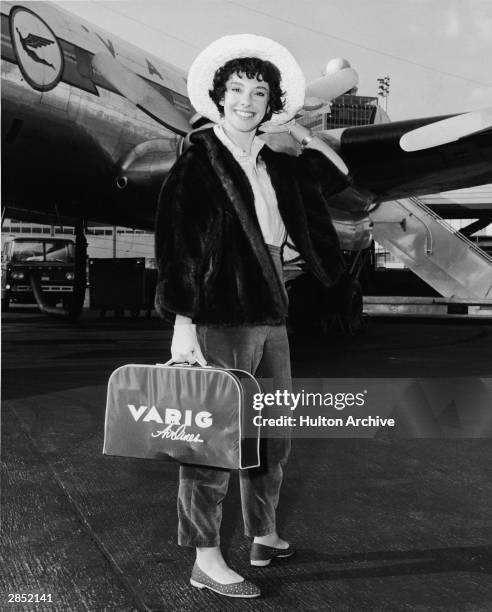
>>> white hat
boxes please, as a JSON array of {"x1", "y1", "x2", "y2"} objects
[{"x1": 187, "y1": 34, "x2": 305, "y2": 127}]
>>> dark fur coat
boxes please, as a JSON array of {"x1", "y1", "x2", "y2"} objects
[{"x1": 154, "y1": 128, "x2": 349, "y2": 325}]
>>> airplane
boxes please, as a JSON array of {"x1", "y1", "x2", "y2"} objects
[{"x1": 2, "y1": 1, "x2": 492, "y2": 326}]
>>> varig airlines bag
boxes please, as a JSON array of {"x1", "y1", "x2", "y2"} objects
[{"x1": 103, "y1": 362, "x2": 262, "y2": 469}]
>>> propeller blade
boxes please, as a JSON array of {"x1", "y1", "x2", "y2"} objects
[
  {"x1": 304, "y1": 68, "x2": 358, "y2": 105},
  {"x1": 400, "y1": 108, "x2": 492, "y2": 152},
  {"x1": 92, "y1": 52, "x2": 190, "y2": 135}
]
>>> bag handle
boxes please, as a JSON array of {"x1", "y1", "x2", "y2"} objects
[{"x1": 156, "y1": 359, "x2": 214, "y2": 368}]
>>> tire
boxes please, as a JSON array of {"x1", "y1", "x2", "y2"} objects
[
  {"x1": 320, "y1": 277, "x2": 364, "y2": 336},
  {"x1": 339, "y1": 278, "x2": 364, "y2": 335}
]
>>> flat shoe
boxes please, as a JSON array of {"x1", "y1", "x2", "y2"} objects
[
  {"x1": 190, "y1": 563, "x2": 260, "y2": 598},
  {"x1": 250, "y1": 542, "x2": 295, "y2": 567}
]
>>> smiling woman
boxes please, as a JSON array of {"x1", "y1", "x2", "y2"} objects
[
  {"x1": 209, "y1": 55, "x2": 285, "y2": 121},
  {"x1": 222, "y1": 74, "x2": 270, "y2": 128},
  {"x1": 220, "y1": 72, "x2": 271, "y2": 147},
  {"x1": 154, "y1": 33, "x2": 350, "y2": 600}
]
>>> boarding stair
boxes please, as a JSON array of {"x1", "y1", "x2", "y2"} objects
[{"x1": 368, "y1": 197, "x2": 492, "y2": 314}]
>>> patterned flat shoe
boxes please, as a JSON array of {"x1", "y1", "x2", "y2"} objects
[
  {"x1": 190, "y1": 563, "x2": 260, "y2": 598},
  {"x1": 250, "y1": 542, "x2": 295, "y2": 566}
]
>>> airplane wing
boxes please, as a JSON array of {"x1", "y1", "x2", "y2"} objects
[{"x1": 333, "y1": 111, "x2": 492, "y2": 202}]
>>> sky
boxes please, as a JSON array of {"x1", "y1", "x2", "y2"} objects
[{"x1": 53, "y1": 0, "x2": 492, "y2": 121}]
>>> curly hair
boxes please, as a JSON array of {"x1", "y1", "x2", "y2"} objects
[{"x1": 209, "y1": 57, "x2": 285, "y2": 123}]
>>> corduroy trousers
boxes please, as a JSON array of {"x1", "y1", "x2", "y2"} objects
[{"x1": 177, "y1": 246, "x2": 292, "y2": 547}]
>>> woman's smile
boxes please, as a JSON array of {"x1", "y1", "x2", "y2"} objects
[
  {"x1": 234, "y1": 109, "x2": 256, "y2": 119},
  {"x1": 220, "y1": 72, "x2": 270, "y2": 144}
]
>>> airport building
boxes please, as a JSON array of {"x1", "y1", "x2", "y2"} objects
[
  {"x1": 298, "y1": 93, "x2": 390, "y2": 130},
  {"x1": 1, "y1": 221, "x2": 156, "y2": 266}
]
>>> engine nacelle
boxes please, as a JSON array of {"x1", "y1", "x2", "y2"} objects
[{"x1": 115, "y1": 139, "x2": 178, "y2": 190}]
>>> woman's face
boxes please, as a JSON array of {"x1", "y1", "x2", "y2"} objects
[{"x1": 220, "y1": 72, "x2": 270, "y2": 136}]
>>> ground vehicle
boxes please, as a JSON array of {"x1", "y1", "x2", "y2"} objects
[{"x1": 1, "y1": 237, "x2": 75, "y2": 310}]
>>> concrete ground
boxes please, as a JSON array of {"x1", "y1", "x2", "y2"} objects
[{"x1": 2, "y1": 308, "x2": 492, "y2": 611}]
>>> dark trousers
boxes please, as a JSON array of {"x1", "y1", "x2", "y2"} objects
[{"x1": 177, "y1": 324, "x2": 292, "y2": 547}]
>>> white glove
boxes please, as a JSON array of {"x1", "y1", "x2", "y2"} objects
[{"x1": 171, "y1": 323, "x2": 207, "y2": 366}]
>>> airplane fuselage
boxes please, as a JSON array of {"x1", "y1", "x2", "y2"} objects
[
  {"x1": 2, "y1": 0, "x2": 492, "y2": 239},
  {"x1": 1, "y1": 0, "x2": 187, "y2": 228}
]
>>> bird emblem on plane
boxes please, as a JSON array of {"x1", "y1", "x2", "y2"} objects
[
  {"x1": 16, "y1": 28, "x2": 56, "y2": 69},
  {"x1": 10, "y1": 6, "x2": 64, "y2": 91}
]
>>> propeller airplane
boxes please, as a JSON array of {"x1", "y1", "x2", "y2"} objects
[{"x1": 2, "y1": 1, "x2": 492, "y2": 323}]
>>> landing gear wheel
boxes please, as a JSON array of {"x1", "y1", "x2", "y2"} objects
[
  {"x1": 320, "y1": 277, "x2": 364, "y2": 336},
  {"x1": 339, "y1": 278, "x2": 364, "y2": 335}
]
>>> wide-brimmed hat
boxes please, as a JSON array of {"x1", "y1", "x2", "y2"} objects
[{"x1": 187, "y1": 34, "x2": 305, "y2": 127}]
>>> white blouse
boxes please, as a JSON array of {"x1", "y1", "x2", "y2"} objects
[{"x1": 213, "y1": 124, "x2": 287, "y2": 247}]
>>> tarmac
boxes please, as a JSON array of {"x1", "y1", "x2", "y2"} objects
[{"x1": 2, "y1": 308, "x2": 492, "y2": 611}]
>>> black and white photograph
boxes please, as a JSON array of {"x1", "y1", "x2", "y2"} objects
[{"x1": 1, "y1": 0, "x2": 492, "y2": 610}]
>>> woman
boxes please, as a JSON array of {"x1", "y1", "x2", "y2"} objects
[{"x1": 155, "y1": 34, "x2": 349, "y2": 598}]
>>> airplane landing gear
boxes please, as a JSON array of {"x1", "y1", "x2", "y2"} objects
[
  {"x1": 323, "y1": 249, "x2": 368, "y2": 336},
  {"x1": 341, "y1": 277, "x2": 364, "y2": 335},
  {"x1": 321, "y1": 275, "x2": 364, "y2": 336},
  {"x1": 287, "y1": 248, "x2": 368, "y2": 337},
  {"x1": 69, "y1": 220, "x2": 88, "y2": 320}
]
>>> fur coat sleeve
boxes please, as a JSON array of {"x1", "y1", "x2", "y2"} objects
[
  {"x1": 154, "y1": 147, "x2": 219, "y2": 321},
  {"x1": 296, "y1": 148, "x2": 350, "y2": 283},
  {"x1": 260, "y1": 145, "x2": 348, "y2": 288}
]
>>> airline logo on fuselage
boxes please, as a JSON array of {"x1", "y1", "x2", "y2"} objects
[{"x1": 10, "y1": 6, "x2": 64, "y2": 92}]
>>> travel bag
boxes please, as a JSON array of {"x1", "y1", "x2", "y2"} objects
[{"x1": 103, "y1": 362, "x2": 262, "y2": 469}]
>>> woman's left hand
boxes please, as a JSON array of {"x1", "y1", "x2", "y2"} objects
[
  {"x1": 259, "y1": 119, "x2": 297, "y2": 135},
  {"x1": 261, "y1": 120, "x2": 349, "y2": 175}
]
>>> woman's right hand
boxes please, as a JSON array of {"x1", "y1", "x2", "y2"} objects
[{"x1": 171, "y1": 321, "x2": 207, "y2": 366}]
